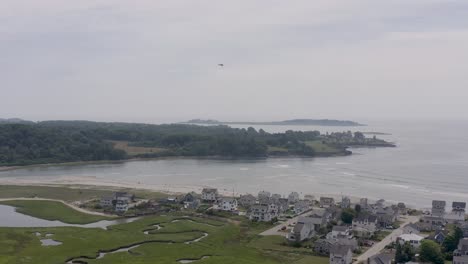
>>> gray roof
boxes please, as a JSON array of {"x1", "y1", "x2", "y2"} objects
[
  {"x1": 432, "y1": 200, "x2": 446, "y2": 206},
  {"x1": 453, "y1": 202, "x2": 467, "y2": 209},
  {"x1": 354, "y1": 214, "x2": 378, "y2": 222},
  {"x1": 369, "y1": 253, "x2": 393, "y2": 264},
  {"x1": 293, "y1": 223, "x2": 305, "y2": 233},
  {"x1": 330, "y1": 244, "x2": 352, "y2": 256},
  {"x1": 459, "y1": 238, "x2": 468, "y2": 251},
  {"x1": 221, "y1": 197, "x2": 237, "y2": 202},
  {"x1": 333, "y1": 226, "x2": 349, "y2": 232}
]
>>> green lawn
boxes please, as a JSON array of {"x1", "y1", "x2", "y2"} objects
[
  {"x1": 305, "y1": 140, "x2": 342, "y2": 154},
  {"x1": 0, "y1": 185, "x2": 115, "y2": 202},
  {"x1": 0, "y1": 185, "x2": 167, "y2": 202},
  {"x1": 0, "y1": 200, "x2": 113, "y2": 224}
]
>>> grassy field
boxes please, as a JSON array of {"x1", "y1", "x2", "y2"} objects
[
  {"x1": 0, "y1": 185, "x2": 167, "y2": 202},
  {"x1": 0, "y1": 209, "x2": 329, "y2": 264},
  {"x1": 305, "y1": 140, "x2": 343, "y2": 154},
  {"x1": 0, "y1": 185, "x2": 116, "y2": 202},
  {"x1": 0, "y1": 200, "x2": 113, "y2": 224},
  {"x1": 110, "y1": 141, "x2": 167, "y2": 156}
]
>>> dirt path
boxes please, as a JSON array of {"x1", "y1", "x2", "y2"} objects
[{"x1": 0, "y1": 197, "x2": 116, "y2": 217}]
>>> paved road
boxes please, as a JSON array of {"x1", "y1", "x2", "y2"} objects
[
  {"x1": 260, "y1": 210, "x2": 313, "y2": 236},
  {"x1": 354, "y1": 215, "x2": 420, "y2": 263}
]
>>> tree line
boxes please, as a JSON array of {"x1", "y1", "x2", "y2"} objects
[{"x1": 0, "y1": 120, "x2": 387, "y2": 166}]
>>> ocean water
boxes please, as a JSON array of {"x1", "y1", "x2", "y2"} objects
[{"x1": 1, "y1": 120, "x2": 467, "y2": 208}]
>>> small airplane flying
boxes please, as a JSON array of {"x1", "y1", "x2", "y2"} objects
[{"x1": 218, "y1": 63, "x2": 224, "y2": 67}]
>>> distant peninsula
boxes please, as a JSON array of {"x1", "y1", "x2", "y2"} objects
[
  {"x1": 183, "y1": 119, "x2": 365, "y2": 127},
  {"x1": 0, "y1": 120, "x2": 394, "y2": 167}
]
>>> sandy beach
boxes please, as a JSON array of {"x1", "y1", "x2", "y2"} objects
[{"x1": 0, "y1": 175, "x2": 243, "y2": 197}]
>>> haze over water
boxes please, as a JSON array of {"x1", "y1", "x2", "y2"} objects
[{"x1": 1, "y1": 120, "x2": 467, "y2": 208}]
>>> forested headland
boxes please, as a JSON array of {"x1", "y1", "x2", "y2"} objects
[{"x1": 0, "y1": 120, "x2": 395, "y2": 166}]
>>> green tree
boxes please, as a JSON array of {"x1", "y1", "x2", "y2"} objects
[
  {"x1": 354, "y1": 204, "x2": 361, "y2": 213},
  {"x1": 443, "y1": 227, "x2": 464, "y2": 253},
  {"x1": 341, "y1": 208, "x2": 357, "y2": 224},
  {"x1": 396, "y1": 242, "x2": 414, "y2": 263},
  {"x1": 420, "y1": 240, "x2": 444, "y2": 264}
]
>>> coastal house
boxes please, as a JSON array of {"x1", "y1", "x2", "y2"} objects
[
  {"x1": 403, "y1": 223, "x2": 420, "y2": 235},
  {"x1": 288, "y1": 217, "x2": 315, "y2": 242},
  {"x1": 182, "y1": 192, "x2": 200, "y2": 209},
  {"x1": 218, "y1": 198, "x2": 238, "y2": 212},
  {"x1": 181, "y1": 192, "x2": 197, "y2": 203},
  {"x1": 183, "y1": 199, "x2": 200, "y2": 209},
  {"x1": 352, "y1": 214, "x2": 378, "y2": 238},
  {"x1": 258, "y1": 191, "x2": 271, "y2": 203},
  {"x1": 458, "y1": 222, "x2": 468, "y2": 238},
  {"x1": 445, "y1": 202, "x2": 466, "y2": 224},
  {"x1": 271, "y1": 193, "x2": 282, "y2": 203},
  {"x1": 276, "y1": 198, "x2": 290, "y2": 214},
  {"x1": 375, "y1": 206, "x2": 398, "y2": 228},
  {"x1": 100, "y1": 192, "x2": 135, "y2": 211},
  {"x1": 432, "y1": 200, "x2": 447, "y2": 217},
  {"x1": 307, "y1": 208, "x2": 332, "y2": 231},
  {"x1": 201, "y1": 188, "x2": 218, "y2": 202},
  {"x1": 329, "y1": 244, "x2": 353, "y2": 264},
  {"x1": 420, "y1": 215, "x2": 446, "y2": 231},
  {"x1": 360, "y1": 198, "x2": 369, "y2": 211},
  {"x1": 294, "y1": 200, "x2": 310, "y2": 215},
  {"x1": 327, "y1": 226, "x2": 353, "y2": 239},
  {"x1": 249, "y1": 204, "x2": 277, "y2": 222},
  {"x1": 115, "y1": 200, "x2": 129, "y2": 213},
  {"x1": 428, "y1": 229, "x2": 449, "y2": 244},
  {"x1": 100, "y1": 196, "x2": 114, "y2": 207},
  {"x1": 397, "y1": 233, "x2": 424, "y2": 248},
  {"x1": 368, "y1": 253, "x2": 393, "y2": 264},
  {"x1": 314, "y1": 238, "x2": 358, "y2": 255},
  {"x1": 288, "y1": 192, "x2": 300, "y2": 204},
  {"x1": 453, "y1": 238, "x2": 468, "y2": 264},
  {"x1": 239, "y1": 194, "x2": 257, "y2": 207},
  {"x1": 397, "y1": 202, "x2": 407, "y2": 215},
  {"x1": 341, "y1": 197, "x2": 351, "y2": 209},
  {"x1": 115, "y1": 192, "x2": 135, "y2": 203},
  {"x1": 320, "y1": 197, "x2": 335, "y2": 208}
]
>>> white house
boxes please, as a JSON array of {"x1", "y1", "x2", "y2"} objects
[
  {"x1": 288, "y1": 216, "x2": 316, "y2": 242},
  {"x1": 218, "y1": 198, "x2": 238, "y2": 212},
  {"x1": 320, "y1": 197, "x2": 335, "y2": 208},
  {"x1": 352, "y1": 215, "x2": 378, "y2": 237},
  {"x1": 100, "y1": 196, "x2": 114, "y2": 207},
  {"x1": 397, "y1": 233, "x2": 424, "y2": 248},
  {"x1": 249, "y1": 204, "x2": 277, "y2": 222},
  {"x1": 327, "y1": 226, "x2": 353, "y2": 239},
  {"x1": 341, "y1": 197, "x2": 351, "y2": 209},
  {"x1": 453, "y1": 238, "x2": 468, "y2": 264},
  {"x1": 115, "y1": 200, "x2": 129, "y2": 213},
  {"x1": 201, "y1": 188, "x2": 218, "y2": 202}
]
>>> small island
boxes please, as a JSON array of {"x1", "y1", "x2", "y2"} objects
[
  {"x1": 183, "y1": 118, "x2": 365, "y2": 126},
  {"x1": 0, "y1": 120, "x2": 394, "y2": 167}
]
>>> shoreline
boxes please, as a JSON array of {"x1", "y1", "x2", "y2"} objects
[
  {"x1": 0, "y1": 154, "x2": 353, "y2": 172},
  {"x1": 0, "y1": 177, "x2": 423, "y2": 210}
]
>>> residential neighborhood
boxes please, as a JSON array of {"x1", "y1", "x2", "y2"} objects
[{"x1": 93, "y1": 188, "x2": 467, "y2": 264}]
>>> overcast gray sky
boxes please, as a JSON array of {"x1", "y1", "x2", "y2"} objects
[{"x1": 1, "y1": 0, "x2": 468, "y2": 123}]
